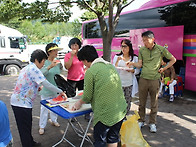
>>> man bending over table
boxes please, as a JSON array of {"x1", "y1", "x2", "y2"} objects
[{"x1": 72, "y1": 45, "x2": 127, "y2": 147}]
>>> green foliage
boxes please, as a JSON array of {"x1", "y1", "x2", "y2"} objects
[
  {"x1": 17, "y1": 20, "x2": 81, "y2": 44},
  {"x1": 21, "y1": 0, "x2": 72, "y2": 23},
  {"x1": 0, "y1": 0, "x2": 22, "y2": 23},
  {"x1": 80, "y1": 11, "x2": 98, "y2": 21},
  {"x1": 0, "y1": 0, "x2": 116, "y2": 24},
  {"x1": 71, "y1": 19, "x2": 82, "y2": 37},
  {"x1": 0, "y1": 0, "x2": 73, "y2": 24}
]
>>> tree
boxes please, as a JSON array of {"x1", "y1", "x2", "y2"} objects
[
  {"x1": 0, "y1": 0, "x2": 135, "y2": 61},
  {"x1": 81, "y1": 11, "x2": 101, "y2": 21},
  {"x1": 0, "y1": 0, "x2": 23, "y2": 28},
  {"x1": 77, "y1": 0, "x2": 135, "y2": 61},
  {"x1": 0, "y1": 0, "x2": 22, "y2": 23}
]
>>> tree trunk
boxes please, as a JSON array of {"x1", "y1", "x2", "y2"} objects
[
  {"x1": 97, "y1": 14, "x2": 110, "y2": 62},
  {"x1": 102, "y1": 35, "x2": 112, "y2": 62}
]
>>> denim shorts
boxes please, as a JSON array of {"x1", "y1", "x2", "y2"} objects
[{"x1": 93, "y1": 119, "x2": 124, "y2": 147}]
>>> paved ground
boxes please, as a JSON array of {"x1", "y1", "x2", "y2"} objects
[{"x1": 0, "y1": 75, "x2": 196, "y2": 147}]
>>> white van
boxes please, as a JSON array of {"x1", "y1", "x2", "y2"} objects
[{"x1": 0, "y1": 24, "x2": 29, "y2": 75}]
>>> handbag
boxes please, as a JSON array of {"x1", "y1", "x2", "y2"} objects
[{"x1": 54, "y1": 74, "x2": 76, "y2": 98}]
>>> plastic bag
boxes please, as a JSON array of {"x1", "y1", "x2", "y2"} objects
[
  {"x1": 164, "y1": 77, "x2": 170, "y2": 85},
  {"x1": 120, "y1": 111, "x2": 150, "y2": 147}
]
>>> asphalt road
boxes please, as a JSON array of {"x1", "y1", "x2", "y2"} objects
[{"x1": 0, "y1": 75, "x2": 196, "y2": 147}]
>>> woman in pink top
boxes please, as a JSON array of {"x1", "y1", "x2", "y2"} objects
[
  {"x1": 64, "y1": 38, "x2": 90, "y2": 120},
  {"x1": 64, "y1": 38, "x2": 85, "y2": 92}
]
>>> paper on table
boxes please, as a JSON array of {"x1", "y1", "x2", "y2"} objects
[{"x1": 60, "y1": 99, "x2": 91, "y2": 113}]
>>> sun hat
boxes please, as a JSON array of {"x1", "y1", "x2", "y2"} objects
[{"x1": 48, "y1": 46, "x2": 63, "y2": 52}]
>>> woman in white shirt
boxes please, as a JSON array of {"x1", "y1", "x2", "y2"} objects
[{"x1": 113, "y1": 39, "x2": 140, "y2": 114}]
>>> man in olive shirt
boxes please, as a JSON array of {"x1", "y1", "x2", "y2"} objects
[
  {"x1": 127, "y1": 31, "x2": 176, "y2": 133},
  {"x1": 72, "y1": 45, "x2": 127, "y2": 147}
]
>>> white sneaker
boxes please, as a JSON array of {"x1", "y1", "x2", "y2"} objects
[
  {"x1": 138, "y1": 122, "x2": 144, "y2": 129},
  {"x1": 149, "y1": 124, "x2": 157, "y2": 133},
  {"x1": 169, "y1": 96, "x2": 174, "y2": 102}
]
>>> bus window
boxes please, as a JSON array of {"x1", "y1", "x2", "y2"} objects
[{"x1": 84, "y1": 21, "x2": 102, "y2": 39}]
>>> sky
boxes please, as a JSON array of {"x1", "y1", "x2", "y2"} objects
[
  {"x1": 122, "y1": 0, "x2": 151, "y2": 12},
  {"x1": 23, "y1": 0, "x2": 151, "y2": 22},
  {"x1": 70, "y1": 0, "x2": 151, "y2": 22}
]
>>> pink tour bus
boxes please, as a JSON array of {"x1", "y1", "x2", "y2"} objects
[{"x1": 82, "y1": 0, "x2": 196, "y2": 92}]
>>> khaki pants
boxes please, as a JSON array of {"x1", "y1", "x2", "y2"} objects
[{"x1": 138, "y1": 77, "x2": 159, "y2": 124}]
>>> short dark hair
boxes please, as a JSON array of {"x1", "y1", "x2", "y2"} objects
[
  {"x1": 45, "y1": 43, "x2": 58, "y2": 56},
  {"x1": 30, "y1": 49, "x2": 48, "y2": 63},
  {"x1": 77, "y1": 45, "x2": 98, "y2": 62},
  {"x1": 68, "y1": 38, "x2": 82, "y2": 49},
  {"x1": 142, "y1": 30, "x2": 154, "y2": 38}
]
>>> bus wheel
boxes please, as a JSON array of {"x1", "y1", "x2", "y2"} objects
[{"x1": 5, "y1": 65, "x2": 20, "y2": 75}]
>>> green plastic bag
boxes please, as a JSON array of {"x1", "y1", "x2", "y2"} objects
[
  {"x1": 120, "y1": 111, "x2": 150, "y2": 147},
  {"x1": 164, "y1": 77, "x2": 170, "y2": 85}
]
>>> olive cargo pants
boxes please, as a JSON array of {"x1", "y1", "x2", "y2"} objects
[{"x1": 138, "y1": 77, "x2": 159, "y2": 124}]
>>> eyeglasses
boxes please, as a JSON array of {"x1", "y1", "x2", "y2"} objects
[{"x1": 121, "y1": 45, "x2": 128, "y2": 48}]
